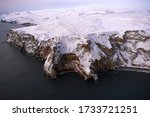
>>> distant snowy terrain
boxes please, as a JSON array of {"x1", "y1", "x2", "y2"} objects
[
  {"x1": 0, "y1": 5, "x2": 150, "y2": 79},
  {"x1": 1, "y1": 6, "x2": 150, "y2": 41}
]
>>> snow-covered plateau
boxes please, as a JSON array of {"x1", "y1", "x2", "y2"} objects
[{"x1": 0, "y1": 5, "x2": 150, "y2": 80}]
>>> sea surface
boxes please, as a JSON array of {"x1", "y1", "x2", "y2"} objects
[{"x1": 0, "y1": 22, "x2": 150, "y2": 100}]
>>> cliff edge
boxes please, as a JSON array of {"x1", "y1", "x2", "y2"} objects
[{"x1": 1, "y1": 6, "x2": 150, "y2": 80}]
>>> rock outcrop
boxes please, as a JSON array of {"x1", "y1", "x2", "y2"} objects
[
  {"x1": 7, "y1": 29, "x2": 150, "y2": 80},
  {"x1": 2, "y1": 6, "x2": 150, "y2": 80},
  {"x1": 112, "y1": 30, "x2": 150, "y2": 68}
]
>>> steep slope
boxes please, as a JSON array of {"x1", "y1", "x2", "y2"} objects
[{"x1": 1, "y1": 6, "x2": 150, "y2": 80}]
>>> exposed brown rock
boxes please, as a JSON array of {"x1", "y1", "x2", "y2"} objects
[
  {"x1": 91, "y1": 57, "x2": 116, "y2": 73},
  {"x1": 124, "y1": 30, "x2": 146, "y2": 41},
  {"x1": 6, "y1": 29, "x2": 150, "y2": 80},
  {"x1": 95, "y1": 43, "x2": 113, "y2": 57},
  {"x1": 81, "y1": 43, "x2": 91, "y2": 52}
]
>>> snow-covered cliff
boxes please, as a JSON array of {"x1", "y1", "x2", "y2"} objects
[{"x1": 1, "y1": 6, "x2": 150, "y2": 80}]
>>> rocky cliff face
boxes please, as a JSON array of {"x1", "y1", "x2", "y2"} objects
[
  {"x1": 7, "y1": 29, "x2": 150, "y2": 80},
  {"x1": 1, "y1": 6, "x2": 150, "y2": 80},
  {"x1": 112, "y1": 30, "x2": 150, "y2": 68},
  {"x1": 7, "y1": 30, "x2": 52, "y2": 59}
]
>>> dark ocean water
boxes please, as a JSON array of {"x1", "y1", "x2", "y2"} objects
[{"x1": 0, "y1": 22, "x2": 150, "y2": 100}]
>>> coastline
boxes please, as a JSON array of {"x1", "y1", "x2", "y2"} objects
[
  {"x1": 117, "y1": 66, "x2": 150, "y2": 73},
  {"x1": 0, "y1": 22, "x2": 150, "y2": 99}
]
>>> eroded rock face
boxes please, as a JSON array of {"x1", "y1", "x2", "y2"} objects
[
  {"x1": 36, "y1": 40, "x2": 52, "y2": 60},
  {"x1": 7, "y1": 30, "x2": 150, "y2": 80},
  {"x1": 114, "y1": 30, "x2": 150, "y2": 68},
  {"x1": 7, "y1": 30, "x2": 38, "y2": 54}
]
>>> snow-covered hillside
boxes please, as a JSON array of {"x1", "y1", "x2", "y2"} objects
[
  {"x1": 1, "y1": 5, "x2": 150, "y2": 80},
  {"x1": 1, "y1": 6, "x2": 150, "y2": 41}
]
